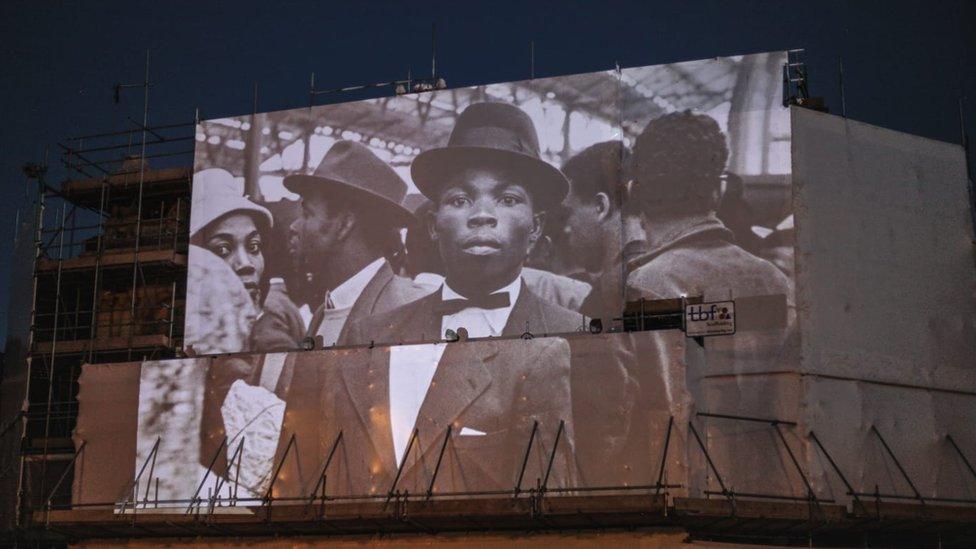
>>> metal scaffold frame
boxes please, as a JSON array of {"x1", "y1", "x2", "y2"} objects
[{"x1": 14, "y1": 51, "x2": 196, "y2": 525}]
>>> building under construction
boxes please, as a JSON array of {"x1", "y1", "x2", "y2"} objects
[
  {"x1": 2, "y1": 51, "x2": 976, "y2": 548},
  {"x1": 1, "y1": 120, "x2": 193, "y2": 531}
]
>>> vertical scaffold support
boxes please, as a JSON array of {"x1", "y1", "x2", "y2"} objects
[
  {"x1": 304, "y1": 430, "x2": 344, "y2": 517},
  {"x1": 208, "y1": 437, "x2": 245, "y2": 515},
  {"x1": 187, "y1": 436, "x2": 226, "y2": 514},
  {"x1": 946, "y1": 434, "x2": 976, "y2": 482},
  {"x1": 43, "y1": 440, "x2": 86, "y2": 527},
  {"x1": 426, "y1": 425, "x2": 452, "y2": 501},
  {"x1": 689, "y1": 421, "x2": 733, "y2": 506},
  {"x1": 263, "y1": 433, "x2": 298, "y2": 518},
  {"x1": 871, "y1": 426, "x2": 924, "y2": 505},
  {"x1": 540, "y1": 420, "x2": 565, "y2": 495},
  {"x1": 385, "y1": 428, "x2": 419, "y2": 510},
  {"x1": 513, "y1": 420, "x2": 539, "y2": 498},
  {"x1": 809, "y1": 430, "x2": 865, "y2": 514},
  {"x1": 655, "y1": 416, "x2": 674, "y2": 495},
  {"x1": 772, "y1": 422, "x2": 821, "y2": 516}
]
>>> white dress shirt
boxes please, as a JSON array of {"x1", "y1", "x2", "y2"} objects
[
  {"x1": 388, "y1": 277, "x2": 522, "y2": 464},
  {"x1": 440, "y1": 276, "x2": 522, "y2": 339},
  {"x1": 314, "y1": 257, "x2": 386, "y2": 346},
  {"x1": 389, "y1": 343, "x2": 446, "y2": 464}
]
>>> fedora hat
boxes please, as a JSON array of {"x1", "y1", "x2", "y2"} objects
[
  {"x1": 190, "y1": 168, "x2": 273, "y2": 238},
  {"x1": 283, "y1": 140, "x2": 412, "y2": 224},
  {"x1": 411, "y1": 102, "x2": 568, "y2": 211}
]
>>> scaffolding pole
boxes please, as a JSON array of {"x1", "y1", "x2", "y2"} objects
[{"x1": 127, "y1": 50, "x2": 151, "y2": 361}]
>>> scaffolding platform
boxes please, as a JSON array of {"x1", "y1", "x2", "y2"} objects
[
  {"x1": 31, "y1": 495, "x2": 976, "y2": 544},
  {"x1": 37, "y1": 249, "x2": 187, "y2": 273},
  {"x1": 59, "y1": 166, "x2": 191, "y2": 211},
  {"x1": 32, "y1": 334, "x2": 175, "y2": 356}
]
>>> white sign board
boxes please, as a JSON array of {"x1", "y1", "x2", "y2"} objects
[{"x1": 685, "y1": 301, "x2": 735, "y2": 337}]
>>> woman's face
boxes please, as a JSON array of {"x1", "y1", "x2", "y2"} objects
[{"x1": 202, "y1": 213, "x2": 265, "y2": 305}]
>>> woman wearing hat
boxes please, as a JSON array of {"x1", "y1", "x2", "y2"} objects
[{"x1": 189, "y1": 168, "x2": 274, "y2": 312}]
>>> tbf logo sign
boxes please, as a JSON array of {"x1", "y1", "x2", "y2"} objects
[{"x1": 685, "y1": 301, "x2": 735, "y2": 337}]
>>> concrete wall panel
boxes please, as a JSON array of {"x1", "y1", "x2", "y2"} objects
[{"x1": 791, "y1": 107, "x2": 975, "y2": 392}]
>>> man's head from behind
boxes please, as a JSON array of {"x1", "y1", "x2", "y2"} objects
[
  {"x1": 427, "y1": 166, "x2": 544, "y2": 296},
  {"x1": 632, "y1": 111, "x2": 729, "y2": 216},
  {"x1": 560, "y1": 140, "x2": 628, "y2": 275}
]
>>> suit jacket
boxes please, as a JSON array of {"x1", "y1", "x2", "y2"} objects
[
  {"x1": 344, "y1": 280, "x2": 585, "y2": 345},
  {"x1": 344, "y1": 282, "x2": 637, "y2": 487},
  {"x1": 271, "y1": 337, "x2": 577, "y2": 498},
  {"x1": 306, "y1": 260, "x2": 432, "y2": 347},
  {"x1": 626, "y1": 214, "x2": 795, "y2": 375},
  {"x1": 249, "y1": 282, "x2": 306, "y2": 353}
]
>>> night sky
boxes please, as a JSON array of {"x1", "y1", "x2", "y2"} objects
[{"x1": 0, "y1": 0, "x2": 972, "y2": 344}]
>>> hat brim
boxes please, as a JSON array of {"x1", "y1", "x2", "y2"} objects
[
  {"x1": 411, "y1": 147, "x2": 568, "y2": 212},
  {"x1": 190, "y1": 195, "x2": 274, "y2": 238},
  {"x1": 282, "y1": 174, "x2": 414, "y2": 226}
]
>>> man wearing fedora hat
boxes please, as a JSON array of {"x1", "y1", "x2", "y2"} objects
[
  {"x1": 347, "y1": 102, "x2": 583, "y2": 344},
  {"x1": 262, "y1": 103, "x2": 584, "y2": 495},
  {"x1": 279, "y1": 139, "x2": 429, "y2": 348}
]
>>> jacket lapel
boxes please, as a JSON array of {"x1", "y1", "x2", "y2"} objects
[
  {"x1": 338, "y1": 348, "x2": 397, "y2": 474},
  {"x1": 502, "y1": 282, "x2": 548, "y2": 336},
  {"x1": 353, "y1": 260, "x2": 395, "y2": 316},
  {"x1": 336, "y1": 261, "x2": 395, "y2": 343},
  {"x1": 405, "y1": 343, "x2": 495, "y2": 476},
  {"x1": 392, "y1": 291, "x2": 443, "y2": 343}
]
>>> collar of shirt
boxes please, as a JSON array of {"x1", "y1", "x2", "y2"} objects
[
  {"x1": 328, "y1": 257, "x2": 386, "y2": 310},
  {"x1": 440, "y1": 276, "x2": 522, "y2": 337}
]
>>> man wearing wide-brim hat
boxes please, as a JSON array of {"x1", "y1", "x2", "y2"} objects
[
  {"x1": 275, "y1": 103, "x2": 583, "y2": 497},
  {"x1": 282, "y1": 139, "x2": 429, "y2": 348},
  {"x1": 348, "y1": 102, "x2": 583, "y2": 345}
]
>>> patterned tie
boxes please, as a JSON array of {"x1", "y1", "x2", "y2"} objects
[{"x1": 324, "y1": 290, "x2": 336, "y2": 310}]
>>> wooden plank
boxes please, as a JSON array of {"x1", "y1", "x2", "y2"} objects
[
  {"x1": 34, "y1": 334, "x2": 172, "y2": 355},
  {"x1": 61, "y1": 167, "x2": 191, "y2": 195},
  {"x1": 37, "y1": 250, "x2": 187, "y2": 272}
]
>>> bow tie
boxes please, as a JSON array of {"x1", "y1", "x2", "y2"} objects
[{"x1": 436, "y1": 292, "x2": 511, "y2": 316}]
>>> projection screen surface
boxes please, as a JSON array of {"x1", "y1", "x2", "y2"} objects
[{"x1": 73, "y1": 51, "x2": 797, "y2": 506}]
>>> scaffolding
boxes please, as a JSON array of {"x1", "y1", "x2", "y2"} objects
[{"x1": 17, "y1": 116, "x2": 194, "y2": 519}]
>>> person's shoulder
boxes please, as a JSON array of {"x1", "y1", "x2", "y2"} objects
[
  {"x1": 387, "y1": 272, "x2": 437, "y2": 301},
  {"x1": 506, "y1": 337, "x2": 573, "y2": 382},
  {"x1": 523, "y1": 287, "x2": 586, "y2": 335},
  {"x1": 521, "y1": 268, "x2": 592, "y2": 312},
  {"x1": 625, "y1": 254, "x2": 682, "y2": 300},
  {"x1": 347, "y1": 291, "x2": 437, "y2": 344}
]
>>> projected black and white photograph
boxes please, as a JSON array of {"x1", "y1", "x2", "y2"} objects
[
  {"x1": 186, "y1": 51, "x2": 794, "y2": 355},
  {"x1": 93, "y1": 51, "x2": 802, "y2": 506}
]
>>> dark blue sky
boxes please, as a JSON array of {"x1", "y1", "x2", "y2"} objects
[{"x1": 0, "y1": 0, "x2": 972, "y2": 343}]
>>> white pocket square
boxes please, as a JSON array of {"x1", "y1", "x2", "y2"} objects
[{"x1": 459, "y1": 427, "x2": 486, "y2": 436}]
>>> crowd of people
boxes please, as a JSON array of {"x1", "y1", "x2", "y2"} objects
[
  {"x1": 186, "y1": 103, "x2": 792, "y2": 354},
  {"x1": 184, "y1": 101, "x2": 796, "y2": 495}
]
